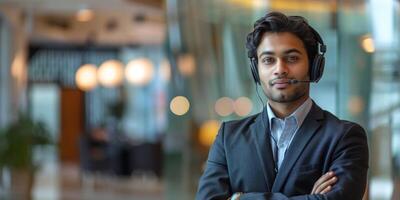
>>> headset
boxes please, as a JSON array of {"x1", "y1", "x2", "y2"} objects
[{"x1": 249, "y1": 25, "x2": 327, "y2": 85}]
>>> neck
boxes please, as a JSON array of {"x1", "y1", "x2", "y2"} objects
[{"x1": 268, "y1": 95, "x2": 309, "y2": 119}]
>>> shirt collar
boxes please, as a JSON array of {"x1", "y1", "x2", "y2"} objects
[{"x1": 266, "y1": 98, "x2": 313, "y2": 129}]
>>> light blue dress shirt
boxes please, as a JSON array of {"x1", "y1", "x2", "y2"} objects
[{"x1": 266, "y1": 98, "x2": 313, "y2": 170}]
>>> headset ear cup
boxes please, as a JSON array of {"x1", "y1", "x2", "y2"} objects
[
  {"x1": 311, "y1": 55, "x2": 325, "y2": 82},
  {"x1": 250, "y1": 59, "x2": 261, "y2": 85}
]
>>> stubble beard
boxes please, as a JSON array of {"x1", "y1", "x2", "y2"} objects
[{"x1": 264, "y1": 84, "x2": 308, "y2": 103}]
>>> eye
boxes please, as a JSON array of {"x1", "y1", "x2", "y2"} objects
[
  {"x1": 261, "y1": 57, "x2": 275, "y2": 65},
  {"x1": 286, "y1": 55, "x2": 299, "y2": 63}
]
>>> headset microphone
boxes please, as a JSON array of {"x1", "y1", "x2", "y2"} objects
[
  {"x1": 269, "y1": 79, "x2": 313, "y2": 86},
  {"x1": 288, "y1": 79, "x2": 314, "y2": 84}
]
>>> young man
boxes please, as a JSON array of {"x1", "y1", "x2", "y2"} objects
[{"x1": 196, "y1": 12, "x2": 369, "y2": 200}]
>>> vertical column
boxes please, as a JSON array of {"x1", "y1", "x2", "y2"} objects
[
  {"x1": 0, "y1": 15, "x2": 11, "y2": 128},
  {"x1": 336, "y1": 9, "x2": 372, "y2": 129},
  {"x1": 368, "y1": 0, "x2": 400, "y2": 199},
  {"x1": 336, "y1": 34, "x2": 372, "y2": 127}
]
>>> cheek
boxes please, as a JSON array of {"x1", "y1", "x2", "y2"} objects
[
  {"x1": 292, "y1": 64, "x2": 310, "y2": 78},
  {"x1": 259, "y1": 72, "x2": 273, "y2": 89},
  {"x1": 258, "y1": 67, "x2": 272, "y2": 79}
]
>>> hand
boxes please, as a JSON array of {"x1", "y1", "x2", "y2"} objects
[
  {"x1": 228, "y1": 192, "x2": 243, "y2": 200},
  {"x1": 311, "y1": 171, "x2": 338, "y2": 194}
]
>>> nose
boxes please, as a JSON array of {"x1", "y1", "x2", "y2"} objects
[{"x1": 273, "y1": 59, "x2": 288, "y2": 77}]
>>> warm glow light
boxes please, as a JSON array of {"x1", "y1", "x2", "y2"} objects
[
  {"x1": 159, "y1": 59, "x2": 171, "y2": 82},
  {"x1": 125, "y1": 58, "x2": 154, "y2": 86},
  {"x1": 361, "y1": 35, "x2": 375, "y2": 53},
  {"x1": 234, "y1": 97, "x2": 253, "y2": 116},
  {"x1": 170, "y1": 96, "x2": 190, "y2": 116},
  {"x1": 97, "y1": 60, "x2": 124, "y2": 88},
  {"x1": 228, "y1": 0, "x2": 267, "y2": 9},
  {"x1": 228, "y1": 0, "x2": 331, "y2": 12},
  {"x1": 348, "y1": 96, "x2": 364, "y2": 115},
  {"x1": 269, "y1": 0, "x2": 330, "y2": 12},
  {"x1": 76, "y1": 9, "x2": 94, "y2": 22},
  {"x1": 11, "y1": 52, "x2": 25, "y2": 79},
  {"x1": 178, "y1": 54, "x2": 196, "y2": 77},
  {"x1": 199, "y1": 120, "x2": 220, "y2": 147},
  {"x1": 215, "y1": 97, "x2": 234, "y2": 117},
  {"x1": 75, "y1": 64, "x2": 98, "y2": 91}
]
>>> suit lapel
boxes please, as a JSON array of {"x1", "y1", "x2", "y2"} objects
[
  {"x1": 272, "y1": 103, "x2": 324, "y2": 192},
  {"x1": 251, "y1": 108, "x2": 276, "y2": 191}
]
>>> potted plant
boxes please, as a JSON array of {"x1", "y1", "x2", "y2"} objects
[{"x1": 0, "y1": 113, "x2": 52, "y2": 200}]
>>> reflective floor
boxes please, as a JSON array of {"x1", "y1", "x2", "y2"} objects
[
  {"x1": 0, "y1": 149, "x2": 199, "y2": 200},
  {"x1": 32, "y1": 162, "x2": 164, "y2": 200}
]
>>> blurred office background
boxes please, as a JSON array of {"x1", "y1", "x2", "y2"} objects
[{"x1": 0, "y1": 0, "x2": 399, "y2": 199}]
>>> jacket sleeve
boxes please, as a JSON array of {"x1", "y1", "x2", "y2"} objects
[
  {"x1": 323, "y1": 123, "x2": 369, "y2": 200},
  {"x1": 196, "y1": 122, "x2": 232, "y2": 200}
]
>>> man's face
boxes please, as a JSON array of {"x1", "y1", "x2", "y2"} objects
[{"x1": 256, "y1": 32, "x2": 310, "y2": 103}]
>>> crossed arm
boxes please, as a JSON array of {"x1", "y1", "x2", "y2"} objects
[
  {"x1": 196, "y1": 124, "x2": 369, "y2": 200},
  {"x1": 228, "y1": 172, "x2": 338, "y2": 200}
]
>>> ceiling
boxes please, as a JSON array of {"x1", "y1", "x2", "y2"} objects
[
  {"x1": 0, "y1": 0, "x2": 369, "y2": 46},
  {"x1": 0, "y1": 0, "x2": 164, "y2": 14},
  {"x1": 0, "y1": 0, "x2": 166, "y2": 46}
]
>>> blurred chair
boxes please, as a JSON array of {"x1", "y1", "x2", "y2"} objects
[
  {"x1": 79, "y1": 128, "x2": 164, "y2": 181},
  {"x1": 78, "y1": 127, "x2": 113, "y2": 188},
  {"x1": 79, "y1": 136, "x2": 112, "y2": 174},
  {"x1": 130, "y1": 141, "x2": 163, "y2": 178}
]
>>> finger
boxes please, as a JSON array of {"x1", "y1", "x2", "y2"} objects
[
  {"x1": 314, "y1": 176, "x2": 337, "y2": 194},
  {"x1": 320, "y1": 185, "x2": 332, "y2": 194},
  {"x1": 311, "y1": 173, "x2": 331, "y2": 194},
  {"x1": 316, "y1": 171, "x2": 335, "y2": 186},
  {"x1": 311, "y1": 172, "x2": 335, "y2": 194}
]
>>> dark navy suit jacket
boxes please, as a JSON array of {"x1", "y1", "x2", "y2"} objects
[{"x1": 196, "y1": 102, "x2": 369, "y2": 200}]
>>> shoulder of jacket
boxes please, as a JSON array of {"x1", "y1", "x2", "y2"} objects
[
  {"x1": 222, "y1": 112, "x2": 259, "y2": 128},
  {"x1": 217, "y1": 113, "x2": 261, "y2": 141},
  {"x1": 321, "y1": 109, "x2": 366, "y2": 134}
]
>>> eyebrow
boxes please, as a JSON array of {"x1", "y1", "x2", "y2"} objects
[{"x1": 258, "y1": 48, "x2": 303, "y2": 59}]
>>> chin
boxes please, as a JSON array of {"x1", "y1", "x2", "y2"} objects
[{"x1": 267, "y1": 91, "x2": 307, "y2": 103}]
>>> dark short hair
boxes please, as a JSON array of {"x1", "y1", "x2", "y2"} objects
[{"x1": 246, "y1": 12, "x2": 318, "y2": 65}]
